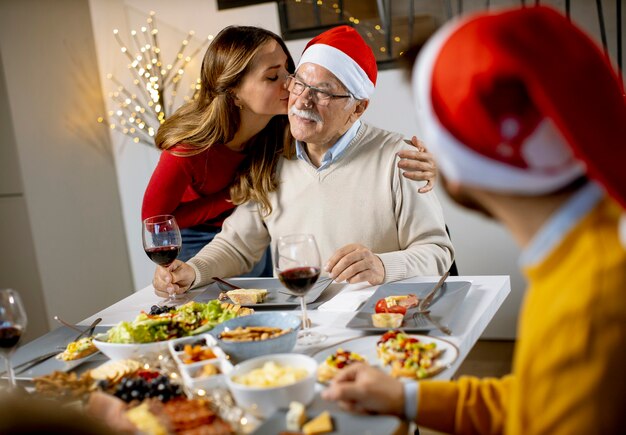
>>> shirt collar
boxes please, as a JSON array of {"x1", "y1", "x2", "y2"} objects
[
  {"x1": 520, "y1": 181, "x2": 604, "y2": 268},
  {"x1": 295, "y1": 120, "x2": 361, "y2": 171}
]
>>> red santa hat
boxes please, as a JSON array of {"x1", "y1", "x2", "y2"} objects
[
  {"x1": 413, "y1": 6, "x2": 626, "y2": 211},
  {"x1": 297, "y1": 25, "x2": 377, "y2": 99}
]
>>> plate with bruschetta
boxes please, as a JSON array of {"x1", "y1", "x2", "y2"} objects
[{"x1": 345, "y1": 280, "x2": 472, "y2": 332}]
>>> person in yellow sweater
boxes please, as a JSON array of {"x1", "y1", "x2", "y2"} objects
[{"x1": 322, "y1": 6, "x2": 626, "y2": 434}]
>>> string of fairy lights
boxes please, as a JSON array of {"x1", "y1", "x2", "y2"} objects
[
  {"x1": 296, "y1": 0, "x2": 409, "y2": 57},
  {"x1": 99, "y1": 11, "x2": 212, "y2": 146}
]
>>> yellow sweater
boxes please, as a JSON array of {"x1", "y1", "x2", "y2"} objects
[{"x1": 416, "y1": 197, "x2": 626, "y2": 434}]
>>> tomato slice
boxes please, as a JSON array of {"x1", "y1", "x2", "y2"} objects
[
  {"x1": 375, "y1": 299, "x2": 389, "y2": 313},
  {"x1": 387, "y1": 305, "x2": 407, "y2": 315}
]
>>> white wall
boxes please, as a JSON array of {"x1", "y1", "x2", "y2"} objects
[
  {"x1": 0, "y1": 0, "x2": 134, "y2": 333},
  {"x1": 87, "y1": 0, "x2": 623, "y2": 339}
]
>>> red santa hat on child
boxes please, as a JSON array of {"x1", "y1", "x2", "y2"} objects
[
  {"x1": 412, "y1": 6, "x2": 626, "y2": 242},
  {"x1": 297, "y1": 25, "x2": 377, "y2": 99}
]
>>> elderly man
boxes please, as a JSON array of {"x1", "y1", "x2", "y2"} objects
[
  {"x1": 153, "y1": 25, "x2": 453, "y2": 295},
  {"x1": 322, "y1": 6, "x2": 626, "y2": 434}
]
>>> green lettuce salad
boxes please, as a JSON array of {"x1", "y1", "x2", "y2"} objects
[{"x1": 104, "y1": 301, "x2": 243, "y2": 344}]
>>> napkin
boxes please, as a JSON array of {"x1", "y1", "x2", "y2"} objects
[{"x1": 317, "y1": 282, "x2": 376, "y2": 312}]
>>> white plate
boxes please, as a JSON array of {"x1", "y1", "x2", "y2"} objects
[{"x1": 313, "y1": 334, "x2": 459, "y2": 381}]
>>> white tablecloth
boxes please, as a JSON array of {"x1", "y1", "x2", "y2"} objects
[{"x1": 80, "y1": 275, "x2": 510, "y2": 379}]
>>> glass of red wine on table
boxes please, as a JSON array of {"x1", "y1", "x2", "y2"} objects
[
  {"x1": 275, "y1": 233, "x2": 327, "y2": 346},
  {"x1": 0, "y1": 288, "x2": 28, "y2": 389},
  {"x1": 142, "y1": 214, "x2": 183, "y2": 306}
]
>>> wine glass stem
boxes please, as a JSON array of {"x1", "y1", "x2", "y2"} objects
[
  {"x1": 4, "y1": 356, "x2": 16, "y2": 389},
  {"x1": 300, "y1": 296, "x2": 309, "y2": 331}
]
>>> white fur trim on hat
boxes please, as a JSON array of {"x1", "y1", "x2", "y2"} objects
[
  {"x1": 412, "y1": 18, "x2": 585, "y2": 195},
  {"x1": 297, "y1": 44, "x2": 375, "y2": 100}
]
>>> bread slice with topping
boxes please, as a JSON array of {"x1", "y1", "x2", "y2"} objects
[
  {"x1": 226, "y1": 289, "x2": 268, "y2": 305},
  {"x1": 371, "y1": 312, "x2": 404, "y2": 328}
]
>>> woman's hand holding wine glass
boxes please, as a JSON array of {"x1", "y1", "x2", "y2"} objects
[
  {"x1": 142, "y1": 215, "x2": 184, "y2": 305},
  {"x1": 0, "y1": 289, "x2": 27, "y2": 389},
  {"x1": 275, "y1": 234, "x2": 327, "y2": 346}
]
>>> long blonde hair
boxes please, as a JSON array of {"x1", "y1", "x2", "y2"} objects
[{"x1": 155, "y1": 26, "x2": 295, "y2": 215}]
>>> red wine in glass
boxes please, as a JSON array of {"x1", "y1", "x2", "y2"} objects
[
  {"x1": 145, "y1": 245, "x2": 181, "y2": 267},
  {"x1": 142, "y1": 215, "x2": 183, "y2": 304},
  {"x1": 274, "y1": 234, "x2": 326, "y2": 346},
  {"x1": 0, "y1": 288, "x2": 27, "y2": 389},
  {"x1": 0, "y1": 325, "x2": 23, "y2": 350},
  {"x1": 278, "y1": 267, "x2": 320, "y2": 296}
]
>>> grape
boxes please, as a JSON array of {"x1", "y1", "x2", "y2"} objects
[
  {"x1": 148, "y1": 305, "x2": 175, "y2": 315},
  {"x1": 112, "y1": 373, "x2": 183, "y2": 403}
]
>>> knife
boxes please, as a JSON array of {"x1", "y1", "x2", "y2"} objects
[
  {"x1": 14, "y1": 351, "x2": 61, "y2": 375},
  {"x1": 0, "y1": 350, "x2": 60, "y2": 378},
  {"x1": 418, "y1": 271, "x2": 450, "y2": 312}
]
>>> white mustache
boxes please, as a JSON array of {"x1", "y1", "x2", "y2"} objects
[{"x1": 289, "y1": 106, "x2": 322, "y2": 123}]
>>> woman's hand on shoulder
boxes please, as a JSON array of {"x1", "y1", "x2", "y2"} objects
[
  {"x1": 397, "y1": 136, "x2": 437, "y2": 193},
  {"x1": 152, "y1": 260, "x2": 195, "y2": 297}
]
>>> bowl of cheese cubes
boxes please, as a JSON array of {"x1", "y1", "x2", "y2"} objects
[{"x1": 225, "y1": 353, "x2": 317, "y2": 418}]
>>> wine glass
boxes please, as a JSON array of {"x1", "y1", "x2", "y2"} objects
[
  {"x1": 142, "y1": 215, "x2": 183, "y2": 305},
  {"x1": 274, "y1": 234, "x2": 327, "y2": 346},
  {"x1": 0, "y1": 289, "x2": 27, "y2": 389}
]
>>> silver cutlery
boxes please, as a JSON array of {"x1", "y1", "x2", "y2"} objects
[
  {"x1": 212, "y1": 276, "x2": 241, "y2": 290},
  {"x1": 12, "y1": 351, "x2": 61, "y2": 375},
  {"x1": 412, "y1": 311, "x2": 452, "y2": 335},
  {"x1": 75, "y1": 317, "x2": 102, "y2": 341},
  {"x1": 418, "y1": 271, "x2": 450, "y2": 312},
  {"x1": 2, "y1": 317, "x2": 103, "y2": 377},
  {"x1": 53, "y1": 315, "x2": 84, "y2": 334},
  {"x1": 409, "y1": 271, "x2": 453, "y2": 335}
]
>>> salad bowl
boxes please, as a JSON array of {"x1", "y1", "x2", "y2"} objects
[
  {"x1": 94, "y1": 300, "x2": 252, "y2": 361},
  {"x1": 93, "y1": 337, "x2": 168, "y2": 361}
]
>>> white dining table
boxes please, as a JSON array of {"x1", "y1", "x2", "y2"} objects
[{"x1": 80, "y1": 275, "x2": 510, "y2": 380}]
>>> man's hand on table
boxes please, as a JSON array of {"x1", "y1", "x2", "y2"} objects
[
  {"x1": 322, "y1": 363, "x2": 405, "y2": 417},
  {"x1": 325, "y1": 243, "x2": 385, "y2": 285},
  {"x1": 152, "y1": 260, "x2": 195, "y2": 297}
]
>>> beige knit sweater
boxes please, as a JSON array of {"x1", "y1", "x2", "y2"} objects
[{"x1": 188, "y1": 123, "x2": 454, "y2": 286}]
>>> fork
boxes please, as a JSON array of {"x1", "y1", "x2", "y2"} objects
[
  {"x1": 7, "y1": 317, "x2": 102, "y2": 376},
  {"x1": 212, "y1": 276, "x2": 241, "y2": 291},
  {"x1": 54, "y1": 316, "x2": 102, "y2": 341},
  {"x1": 412, "y1": 311, "x2": 452, "y2": 335}
]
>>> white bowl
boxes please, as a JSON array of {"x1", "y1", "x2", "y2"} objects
[
  {"x1": 226, "y1": 353, "x2": 317, "y2": 418},
  {"x1": 93, "y1": 336, "x2": 170, "y2": 361}
]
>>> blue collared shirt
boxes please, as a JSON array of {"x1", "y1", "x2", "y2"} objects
[{"x1": 295, "y1": 120, "x2": 361, "y2": 171}]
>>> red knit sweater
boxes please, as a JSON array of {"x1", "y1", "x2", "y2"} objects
[{"x1": 142, "y1": 143, "x2": 247, "y2": 229}]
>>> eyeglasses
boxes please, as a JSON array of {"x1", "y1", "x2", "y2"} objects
[{"x1": 286, "y1": 75, "x2": 353, "y2": 106}]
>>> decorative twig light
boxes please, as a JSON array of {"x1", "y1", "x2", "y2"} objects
[{"x1": 99, "y1": 11, "x2": 212, "y2": 146}]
